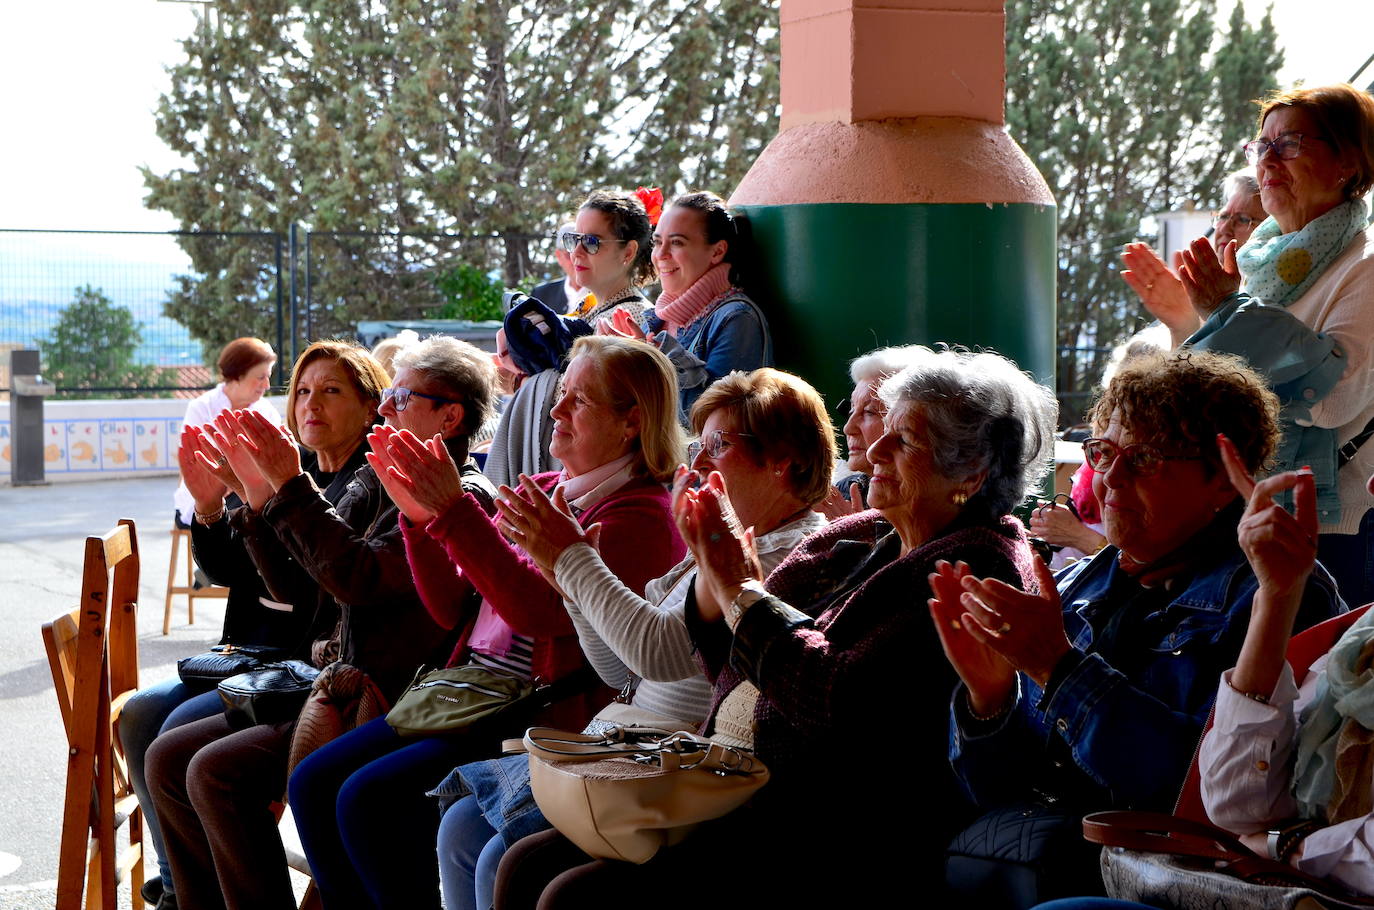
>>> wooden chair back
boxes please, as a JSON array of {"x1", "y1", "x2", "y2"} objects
[{"x1": 41, "y1": 518, "x2": 144, "y2": 910}]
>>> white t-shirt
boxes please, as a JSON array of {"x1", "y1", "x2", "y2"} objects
[{"x1": 172, "y1": 384, "x2": 283, "y2": 521}]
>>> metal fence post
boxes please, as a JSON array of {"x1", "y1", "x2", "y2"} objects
[
  {"x1": 288, "y1": 222, "x2": 300, "y2": 369},
  {"x1": 274, "y1": 232, "x2": 286, "y2": 387}
]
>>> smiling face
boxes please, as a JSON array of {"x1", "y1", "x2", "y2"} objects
[
  {"x1": 569, "y1": 208, "x2": 635, "y2": 300},
  {"x1": 1091, "y1": 410, "x2": 1235, "y2": 565},
  {"x1": 1255, "y1": 106, "x2": 1354, "y2": 234},
  {"x1": 224, "y1": 359, "x2": 274, "y2": 409},
  {"x1": 843, "y1": 381, "x2": 886, "y2": 474},
  {"x1": 548, "y1": 355, "x2": 638, "y2": 477},
  {"x1": 690, "y1": 409, "x2": 788, "y2": 530},
  {"x1": 864, "y1": 402, "x2": 966, "y2": 545},
  {"x1": 292, "y1": 357, "x2": 374, "y2": 458},
  {"x1": 652, "y1": 205, "x2": 728, "y2": 297}
]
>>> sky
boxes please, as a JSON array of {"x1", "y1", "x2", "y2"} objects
[{"x1": 1, "y1": 0, "x2": 1372, "y2": 233}]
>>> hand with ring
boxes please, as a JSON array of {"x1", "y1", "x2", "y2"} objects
[
  {"x1": 1120, "y1": 241, "x2": 1200, "y2": 346},
  {"x1": 931, "y1": 555, "x2": 1073, "y2": 692}
]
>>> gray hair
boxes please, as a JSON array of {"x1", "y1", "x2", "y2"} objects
[
  {"x1": 849, "y1": 345, "x2": 931, "y2": 386},
  {"x1": 878, "y1": 347, "x2": 1057, "y2": 517},
  {"x1": 1222, "y1": 167, "x2": 1260, "y2": 200},
  {"x1": 392, "y1": 335, "x2": 498, "y2": 439}
]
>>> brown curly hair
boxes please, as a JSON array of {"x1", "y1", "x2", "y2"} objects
[{"x1": 1089, "y1": 350, "x2": 1280, "y2": 478}]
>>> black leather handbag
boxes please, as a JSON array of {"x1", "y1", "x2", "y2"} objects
[
  {"x1": 946, "y1": 803, "x2": 1105, "y2": 909},
  {"x1": 218, "y1": 660, "x2": 321, "y2": 729},
  {"x1": 178, "y1": 643, "x2": 287, "y2": 691}
]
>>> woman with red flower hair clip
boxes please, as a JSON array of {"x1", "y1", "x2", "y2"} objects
[
  {"x1": 561, "y1": 188, "x2": 656, "y2": 329},
  {"x1": 608, "y1": 190, "x2": 773, "y2": 422}
]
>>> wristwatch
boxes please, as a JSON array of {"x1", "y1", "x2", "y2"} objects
[{"x1": 725, "y1": 580, "x2": 769, "y2": 629}]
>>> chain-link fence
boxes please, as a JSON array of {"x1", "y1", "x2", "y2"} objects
[{"x1": 0, "y1": 227, "x2": 556, "y2": 398}]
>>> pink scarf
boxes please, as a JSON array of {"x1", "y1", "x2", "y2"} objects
[{"x1": 654, "y1": 263, "x2": 735, "y2": 335}]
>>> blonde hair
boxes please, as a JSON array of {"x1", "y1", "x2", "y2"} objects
[
  {"x1": 690, "y1": 369, "x2": 838, "y2": 506},
  {"x1": 284, "y1": 340, "x2": 390, "y2": 439},
  {"x1": 568, "y1": 335, "x2": 685, "y2": 484}
]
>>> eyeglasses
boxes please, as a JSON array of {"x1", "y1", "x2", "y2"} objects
[
  {"x1": 1082, "y1": 437, "x2": 1202, "y2": 478},
  {"x1": 381, "y1": 386, "x2": 460, "y2": 412},
  {"x1": 1213, "y1": 212, "x2": 1262, "y2": 230},
  {"x1": 1241, "y1": 133, "x2": 1329, "y2": 165},
  {"x1": 687, "y1": 430, "x2": 755, "y2": 462},
  {"x1": 559, "y1": 231, "x2": 628, "y2": 256}
]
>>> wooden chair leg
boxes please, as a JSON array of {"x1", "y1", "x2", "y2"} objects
[
  {"x1": 299, "y1": 880, "x2": 323, "y2": 910},
  {"x1": 163, "y1": 527, "x2": 178, "y2": 636},
  {"x1": 182, "y1": 528, "x2": 196, "y2": 628}
]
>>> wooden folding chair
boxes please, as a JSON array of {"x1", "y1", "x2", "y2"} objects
[{"x1": 42, "y1": 518, "x2": 145, "y2": 910}]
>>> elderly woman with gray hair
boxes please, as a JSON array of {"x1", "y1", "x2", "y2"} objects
[
  {"x1": 507, "y1": 346, "x2": 1056, "y2": 907},
  {"x1": 820, "y1": 343, "x2": 929, "y2": 519}
]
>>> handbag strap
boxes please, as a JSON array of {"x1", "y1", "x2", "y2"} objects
[
  {"x1": 1339, "y1": 415, "x2": 1374, "y2": 469},
  {"x1": 522, "y1": 726, "x2": 765, "y2": 775},
  {"x1": 1083, "y1": 811, "x2": 1374, "y2": 904}
]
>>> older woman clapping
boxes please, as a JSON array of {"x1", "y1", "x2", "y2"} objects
[
  {"x1": 931, "y1": 350, "x2": 1345, "y2": 903},
  {"x1": 503, "y1": 347, "x2": 1056, "y2": 907},
  {"x1": 1167, "y1": 84, "x2": 1374, "y2": 608},
  {"x1": 436, "y1": 368, "x2": 835, "y2": 910},
  {"x1": 283, "y1": 335, "x2": 687, "y2": 910}
]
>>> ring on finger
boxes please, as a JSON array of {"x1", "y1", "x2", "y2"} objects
[
  {"x1": 996, "y1": 621, "x2": 1012, "y2": 634},
  {"x1": 216, "y1": 455, "x2": 229, "y2": 468}
]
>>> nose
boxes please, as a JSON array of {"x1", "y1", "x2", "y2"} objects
[
  {"x1": 690, "y1": 447, "x2": 711, "y2": 473},
  {"x1": 378, "y1": 395, "x2": 396, "y2": 418},
  {"x1": 549, "y1": 394, "x2": 569, "y2": 422},
  {"x1": 1100, "y1": 453, "x2": 1130, "y2": 488},
  {"x1": 866, "y1": 431, "x2": 892, "y2": 466}
]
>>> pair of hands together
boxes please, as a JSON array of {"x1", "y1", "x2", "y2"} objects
[
  {"x1": 178, "y1": 409, "x2": 307, "y2": 515},
  {"x1": 1121, "y1": 237, "x2": 1242, "y2": 345}
]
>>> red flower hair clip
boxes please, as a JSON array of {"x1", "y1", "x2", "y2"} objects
[{"x1": 634, "y1": 186, "x2": 664, "y2": 226}]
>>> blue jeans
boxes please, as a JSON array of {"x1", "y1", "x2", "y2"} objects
[
  {"x1": 1319, "y1": 508, "x2": 1374, "y2": 610},
  {"x1": 119, "y1": 679, "x2": 224, "y2": 889},
  {"x1": 287, "y1": 716, "x2": 488, "y2": 910},
  {"x1": 436, "y1": 795, "x2": 507, "y2": 910}
]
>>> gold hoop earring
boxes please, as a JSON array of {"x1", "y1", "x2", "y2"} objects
[{"x1": 951, "y1": 491, "x2": 968, "y2": 506}]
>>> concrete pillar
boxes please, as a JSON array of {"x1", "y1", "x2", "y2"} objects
[{"x1": 731, "y1": 0, "x2": 1055, "y2": 412}]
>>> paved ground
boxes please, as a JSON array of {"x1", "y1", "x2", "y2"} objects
[{"x1": 0, "y1": 475, "x2": 286, "y2": 908}]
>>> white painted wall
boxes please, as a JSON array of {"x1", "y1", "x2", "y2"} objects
[{"x1": 0, "y1": 395, "x2": 288, "y2": 483}]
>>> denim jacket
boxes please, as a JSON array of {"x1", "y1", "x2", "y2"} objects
[
  {"x1": 949, "y1": 532, "x2": 1344, "y2": 813},
  {"x1": 646, "y1": 294, "x2": 772, "y2": 419},
  {"x1": 1186, "y1": 292, "x2": 1348, "y2": 520}
]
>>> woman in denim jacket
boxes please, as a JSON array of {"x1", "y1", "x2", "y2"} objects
[
  {"x1": 931, "y1": 350, "x2": 1345, "y2": 900},
  {"x1": 609, "y1": 192, "x2": 771, "y2": 421}
]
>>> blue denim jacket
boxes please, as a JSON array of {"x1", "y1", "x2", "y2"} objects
[
  {"x1": 949, "y1": 538, "x2": 1344, "y2": 812},
  {"x1": 646, "y1": 295, "x2": 772, "y2": 419},
  {"x1": 1187, "y1": 292, "x2": 1347, "y2": 520}
]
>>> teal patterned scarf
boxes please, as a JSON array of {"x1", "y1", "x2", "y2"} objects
[{"x1": 1238, "y1": 198, "x2": 1370, "y2": 307}]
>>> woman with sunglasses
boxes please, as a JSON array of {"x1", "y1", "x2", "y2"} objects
[
  {"x1": 284, "y1": 335, "x2": 686, "y2": 910},
  {"x1": 1130, "y1": 84, "x2": 1374, "y2": 609},
  {"x1": 433, "y1": 368, "x2": 833, "y2": 910},
  {"x1": 929, "y1": 350, "x2": 1344, "y2": 902},
  {"x1": 561, "y1": 188, "x2": 655, "y2": 327},
  {"x1": 609, "y1": 191, "x2": 771, "y2": 419}
]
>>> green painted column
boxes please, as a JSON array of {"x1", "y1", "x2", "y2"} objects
[
  {"x1": 738, "y1": 200, "x2": 1056, "y2": 414},
  {"x1": 730, "y1": 1, "x2": 1056, "y2": 416}
]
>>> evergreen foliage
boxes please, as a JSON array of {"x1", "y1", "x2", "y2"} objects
[
  {"x1": 40, "y1": 286, "x2": 177, "y2": 399},
  {"x1": 1005, "y1": 0, "x2": 1284, "y2": 420}
]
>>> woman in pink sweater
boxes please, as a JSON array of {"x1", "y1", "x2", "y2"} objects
[{"x1": 287, "y1": 335, "x2": 686, "y2": 910}]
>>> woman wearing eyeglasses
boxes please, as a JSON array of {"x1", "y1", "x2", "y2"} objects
[
  {"x1": 432, "y1": 368, "x2": 832, "y2": 910},
  {"x1": 560, "y1": 188, "x2": 654, "y2": 328},
  {"x1": 1133, "y1": 84, "x2": 1374, "y2": 609},
  {"x1": 929, "y1": 350, "x2": 1343, "y2": 903},
  {"x1": 146, "y1": 337, "x2": 501, "y2": 910},
  {"x1": 1121, "y1": 169, "x2": 1266, "y2": 348},
  {"x1": 283, "y1": 335, "x2": 686, "y2": 910}
]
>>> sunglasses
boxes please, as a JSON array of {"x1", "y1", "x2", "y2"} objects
[
  {"x1": 381, "y1": 386, "x2": 460, "y2": 412},
  {"x1": 1082, "y1": 437, "x2": 1201, "y2": 478},
  {"x1": 559, "y1": 231, "x2": 628, "y2": 256}
]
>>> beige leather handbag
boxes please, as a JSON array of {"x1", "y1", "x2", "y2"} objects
[{"x1": 521, "y1": 725, "x2": 770, "y2": 863}]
